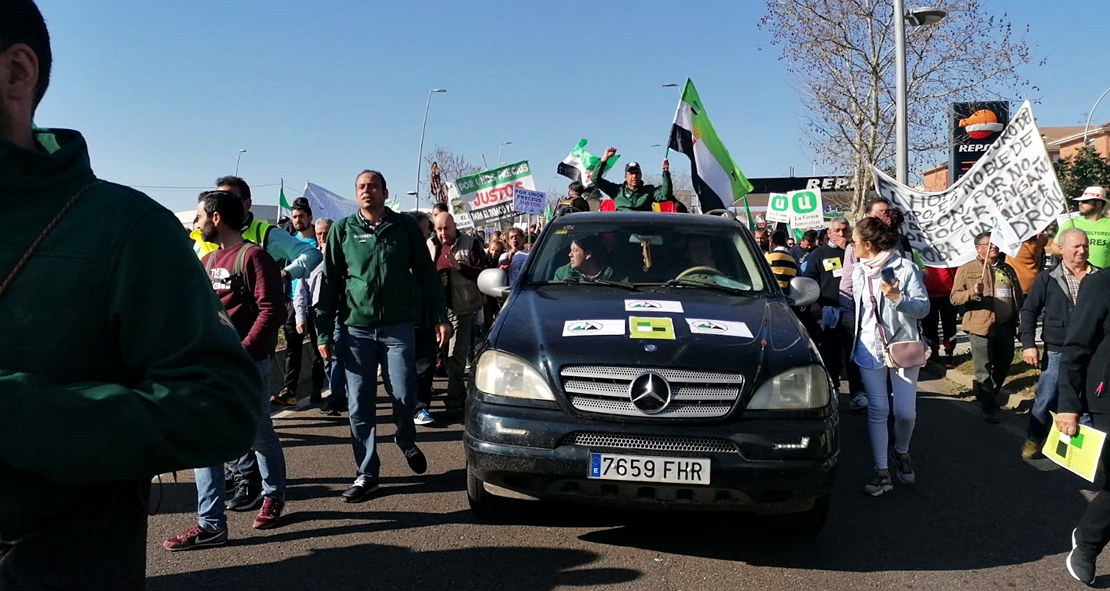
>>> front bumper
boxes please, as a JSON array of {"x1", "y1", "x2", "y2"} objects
[{"x1": 464, "y1": 397, "x2": 838, "y2": 513}]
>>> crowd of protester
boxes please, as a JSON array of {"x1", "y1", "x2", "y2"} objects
[{"x1": 6, "y1": 2, "x2": 1110, "y2": 587}]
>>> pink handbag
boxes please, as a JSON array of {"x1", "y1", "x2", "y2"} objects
[{"x1": 868, "y1": 277, "x2": 927, "y2": 369}]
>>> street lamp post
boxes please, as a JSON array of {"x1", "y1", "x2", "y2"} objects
[
  {"x1": 498, "y1": 141, "x2": 512, "y2": 165},
  {"x1": 894, "y1": 4, "x2": 946, "y2": 184},
  {"x1": 415, "y1": 88, "x2": 447, "y2": 204},
  {"x1": 234, "y1": 149, "x2": 247, "y2": 176},
  {"x1": 1084, "y1": 86, "x2": 1110, "y2": 146}
]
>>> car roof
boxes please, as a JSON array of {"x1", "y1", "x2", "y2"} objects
[{"x1": 549, "y1": 211, "x2": 745, "y2": 229}]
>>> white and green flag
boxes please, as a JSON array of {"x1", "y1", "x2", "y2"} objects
[
  {"x1": 557, "y1": 139, "x2": 618, "y2": 186},
  {"x1": 667, "y1": 79, "x2": 754, "y2": 212},
  {"x1": 455, "y1": 161, "x2": 536, "y2": 227}
]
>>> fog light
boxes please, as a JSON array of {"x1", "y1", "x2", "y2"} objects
[{"x1": 773, "y1": 437, "x2": 811, "y2": 450}]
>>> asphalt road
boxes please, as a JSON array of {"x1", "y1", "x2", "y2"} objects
[{"x1": 145, "y1": 370, "x2": 1102, "y2": 591}]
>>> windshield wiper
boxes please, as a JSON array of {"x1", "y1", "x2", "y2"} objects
[
  {"x1": 541, "y1": 277, "x2": 640, "y2": 291},
  {"x1": 659, "y1": 278, "x2": 751, "y2": 296}
]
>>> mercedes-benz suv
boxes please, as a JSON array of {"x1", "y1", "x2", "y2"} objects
[{"x1": 466, "y1": 211, "x2": 837, "y2": 533}]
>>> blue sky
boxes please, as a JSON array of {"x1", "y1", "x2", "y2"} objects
[{"x1": 32, "y1": 0, "x2": 1109, "y2": 213}]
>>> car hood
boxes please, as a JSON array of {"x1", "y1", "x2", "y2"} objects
[{"x1": 486, "y1": 286, "x2": 821, "y2": 386}]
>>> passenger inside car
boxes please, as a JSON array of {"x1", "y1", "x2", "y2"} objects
[{"x1": 552, "y1": 235, "x2": 618, "y2": 281}]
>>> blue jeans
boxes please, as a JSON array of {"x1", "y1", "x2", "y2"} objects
[
  {"x1": 1027, "y1": 350, "x2": 1061, "y2": 442},
  {"x1": 859, "y1": 365, "x2": 919, "y2": 471},
  {"x1": 195, "y1": 358, "x2": 287, "y2": 530},
  {"x1": 341, "y1": 323, "x2": 418, "y2": 480},
  {"x1": 325, "y1": 325, "x2": 347, "y2": 405}
]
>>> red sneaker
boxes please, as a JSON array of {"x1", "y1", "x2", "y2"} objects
[
  {"x1": 163, "y1": 524, "x2": 227, "y2": 551},
  {"x1": 252, "y1": 496, "x2": 286, "y2": 530}
]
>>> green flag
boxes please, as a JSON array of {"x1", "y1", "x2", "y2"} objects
[
  {"x1": 557, "y1": 139, "x2": 619, "y2": 185},
  {"x1": 668, "y1": 79, "x2": 754, "y2": 213},
  {"x1": 278, "y1": 183, "x2": 292, "y2": 210}
]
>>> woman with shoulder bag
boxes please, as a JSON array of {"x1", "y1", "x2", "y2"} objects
[{"x1": 850, "y1": 211, "x2": 930, "y2": 496}]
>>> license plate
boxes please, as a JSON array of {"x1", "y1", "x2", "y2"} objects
[{"x1": 588, "y1": 453, "x2": 710, "y2": 485}]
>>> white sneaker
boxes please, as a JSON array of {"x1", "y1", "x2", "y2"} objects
[
  {"x1": 849, "y1": 392, "x2": 868, "y2": 411},
  {"x1": 413, "y1": 408, "x2": 435, "y2": 426}
]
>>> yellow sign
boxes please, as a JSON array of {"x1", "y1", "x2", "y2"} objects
[
  {"x1": 822, "y1": 257, "x2": 842, "y2": 271},
  {"x1": 629, "y1": 316, "x2": 675, "y2": 340},
  {"x1": 1042, "y1": 413, "x2": 1107, "y2": 482}
]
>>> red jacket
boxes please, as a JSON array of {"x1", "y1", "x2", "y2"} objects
[
  {"x1": 923, "y1": 266, "x2": 956, "y2": 299},
  {"x1": 202, "y1": 242, "x2": 285, "y2": 361}
]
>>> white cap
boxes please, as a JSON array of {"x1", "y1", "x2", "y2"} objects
[{"x1": 1076, "y1": 186, "x2": 1107, "y2": 202}]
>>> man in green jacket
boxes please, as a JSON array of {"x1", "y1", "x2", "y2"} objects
[
  {"x1": 316, "y1": 170, "x2": 452, "y2": 503},
  {"x1": 593, "y1": 146, "x2": 674, "y2": 211},
  {"x1": 0, "y1": 2, "x2": 261, "y2": 588}
]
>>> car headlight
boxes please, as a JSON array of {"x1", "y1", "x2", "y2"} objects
[
  {"x1": 747, "y1": 365, "x2": 829, "y2": 410},
  {"x1": 473, "y1": 350, "x2": 556, "y2": 402}
]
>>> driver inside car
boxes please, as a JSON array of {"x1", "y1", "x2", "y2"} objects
[
  {"x1": 553, "y1": 235, "x2": 618, "y2": 281},
  {"x1": 685, "y1": 236, "x2": 716, "y2": 268}
]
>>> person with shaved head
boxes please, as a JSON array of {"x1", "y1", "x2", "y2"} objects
[{"x1": 430, "y1": 212, "x2": 487, "y2": 421}]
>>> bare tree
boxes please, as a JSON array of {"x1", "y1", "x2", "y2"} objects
[
  {"x1": 759, "y1": 0, "x2": 1038, "y2": 215},
  {"x1": 423, "y1": 145, "x2": 481, "y2": 187}
]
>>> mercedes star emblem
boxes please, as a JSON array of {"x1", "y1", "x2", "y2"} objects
[{"x1": 628, "y1": 372, "x2": 672, "y2": 414}]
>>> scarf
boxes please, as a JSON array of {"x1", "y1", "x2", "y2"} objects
[{"x1": 858, "y1": 249, "x2": 896, "y2": 279}]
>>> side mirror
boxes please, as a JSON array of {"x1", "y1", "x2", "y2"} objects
[
  {"x1": 478, "y1": 268, "x2": 511, "y2": 299},
  {"x1": 786, "y1": 276, "x2": 820, "y2": 308}
]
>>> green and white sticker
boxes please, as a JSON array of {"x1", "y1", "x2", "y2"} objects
[
  {"x1": 562, "y1": 319, "x2": 625, "y2": 337},
  {"x1": 685, "y1": 318, "x2": 753, "y2": 338},
  {"x1": 629, "y1": 316, "x2": 676, "y2": 340},
  {"x1": 625, "y1": 300, "x2": 684, "y2": 313}
]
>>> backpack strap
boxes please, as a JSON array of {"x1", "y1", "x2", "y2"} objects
[{"x1": 233, "y1": 242, "x2": 260, "y2": 277}]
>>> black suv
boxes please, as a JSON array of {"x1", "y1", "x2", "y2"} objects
[{"x1": 466, "y1": 211, "x2": 836, "y2": 532}]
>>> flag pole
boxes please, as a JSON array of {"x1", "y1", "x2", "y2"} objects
[{"x1": 665, "y1": 81, "x2": 685, "y2": 160}]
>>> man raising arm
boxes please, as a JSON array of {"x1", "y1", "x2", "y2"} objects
[{"x1": 593, "y1": 147, "x2": 673, "y2": 211}]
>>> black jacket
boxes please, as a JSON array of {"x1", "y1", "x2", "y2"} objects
[
  {"x1": 1059, "y1": 267, "x2": 1110, "y2": 415},
  {"x1": 800, "y1": 244, "x2": 845, "y2": 307},
  {"x1": 1019, "y1": 263, "x2": 1099, "y2": 352}
]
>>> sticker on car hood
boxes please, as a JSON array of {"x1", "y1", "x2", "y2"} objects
[
  {"x1": 624, "y1": 299, "x2": 684, "y2": 313},
  {"x1": 629, "y1": 316, "x2": 676, "y2": 340},
  {"x1": 685, "y1": 319, "x2": 754, "y2": 338},
  {"x1": 562, "y1": 319, "x2": 625, "y2": 337}
]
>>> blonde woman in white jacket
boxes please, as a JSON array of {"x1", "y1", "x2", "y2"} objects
[{"x1": 850, "y1": 213, "x2": 930, "y2": 496}]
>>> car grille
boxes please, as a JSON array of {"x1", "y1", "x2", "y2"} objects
[
  {"x1": 560, "y1": 366, "x2": 744, "y2": 419},
  {"x1": 561, "y1": 432, "x2": 740, "y2": 454}
]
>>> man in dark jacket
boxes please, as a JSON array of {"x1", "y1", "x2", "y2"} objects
[
  {"x1": 316, "y1": 170, "x2": 451, "y2": 503},
  {"x1": 1018, "y1": 228, "x2": 1094, "y2": 459},
  {"x1": 0, "y1": 3, "x2": 260, "y2": 588},
  {"x1": 431, "y1": 212, "x2": 488, "y2": 420},
  {"x1": 1057, "y1": 247, "x2": 1110, "y2": 585},
  {"x1": 801, "y1": 218, "x2": 864, "y2": 407},
  {"x1": 593, "y1": 147, "x2": 674, "y2": 211}
]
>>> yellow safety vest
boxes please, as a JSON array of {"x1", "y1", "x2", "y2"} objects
[{"x1": 192, "y1": 217, "x2": 275, "y2": 259}]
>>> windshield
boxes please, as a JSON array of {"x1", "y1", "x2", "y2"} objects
[{"x1": 524, "y1": 220, "x2": 768, "y2": 293}]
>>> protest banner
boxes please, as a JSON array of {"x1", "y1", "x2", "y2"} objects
[
  {"x1": 788, "y1": 188, "x2": 824, "y2": 228},
  {"x1": 765, "y1": 193, "x2": 791, "y2": 224},
  {"x1": 445, "y1": 181, "x2": 475, "y2": 230},
  {"x1": 512, "y1": 187, "x2": 546, "y2": 216},
  {"x1": 872, "y1": 100, "x2": 1064, "y2": 267},
  {"x1": 302, "y1": 182, "x2": 358, "y2": 222},
  {"x1": 455, "y1": 160, "x2": 537, "y2": 227}
]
